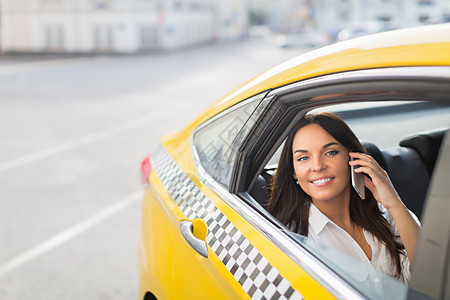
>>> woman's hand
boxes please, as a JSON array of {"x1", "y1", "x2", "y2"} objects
[
  {"x1": 349, "y1": 152, "x2": 420, "y2": 262},
  {"x1": 349, "y1": 152, "x2": 403, "y2": 210}
]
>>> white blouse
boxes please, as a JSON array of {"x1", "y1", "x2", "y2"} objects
[{"x1": 305, "y1": 203, "x2": 420, "y2": 292}]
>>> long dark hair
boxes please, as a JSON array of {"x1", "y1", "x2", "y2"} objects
[{"x1": 268, "y1": 112, "x2": 404, "y2": 277}]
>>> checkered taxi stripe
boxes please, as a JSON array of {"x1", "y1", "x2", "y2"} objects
[{"x1": 152, "y1": 147, "x2": 303, "y2": 300}]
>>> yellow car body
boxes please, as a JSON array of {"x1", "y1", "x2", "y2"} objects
[{"x1": 138, "y1": 24, "x2": 450, "y2": 300}]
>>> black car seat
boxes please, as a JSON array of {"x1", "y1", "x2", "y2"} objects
[
  {"x1": 399, "y1": 128, "x2": 448, "y2": 176},
  {"x1": 362, "y1": 141, "x2": 388, "y2": 171},
  {"x1": 381, "y1": 146, "x2": 430, "y2": 219},
  {"x1": 361, "y1": 140, "x2": 430, "y2": 219}
]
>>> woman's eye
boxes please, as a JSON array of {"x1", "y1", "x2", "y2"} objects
[
  {"x1": 297, "y1": 156, "x2": 309, "y2": 162},
  {"x1": 326, "y1": 150, "x2": 339, "y2": 156}
]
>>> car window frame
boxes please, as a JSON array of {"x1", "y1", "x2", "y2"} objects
[{"x1": 212, "y1": 66, "x2": 450, "y2": 299}]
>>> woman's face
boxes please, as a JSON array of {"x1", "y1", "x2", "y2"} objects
[{"x1": 292, "y1": 124, "x2": 351, "y2": 204}]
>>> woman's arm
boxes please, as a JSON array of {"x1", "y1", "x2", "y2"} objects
[
  {"x1": 349, "y1": 152, "x2": 421, "y2": 262},
  {"x1": 384, "y1": 203, "x2": 420, "y2": 262}
]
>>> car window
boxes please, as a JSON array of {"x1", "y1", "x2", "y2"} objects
[
  {"x1": 193, "y1": 92, "x2": 270, "y2": 186},
  {"x1": 257, "y1": 99, "x2": 450, "y2": 299}
]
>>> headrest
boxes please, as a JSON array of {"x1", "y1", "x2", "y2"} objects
[
  {"x1": 399, "y1": 128, "x2": 448, "y2": 174},
  {"x1": 361, "y1": 141, "x2": 388, "y2": 171}
]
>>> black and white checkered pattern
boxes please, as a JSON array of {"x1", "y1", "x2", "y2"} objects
[{"x1": 152, "y1": 146, "x2": 303, "y2": 300}]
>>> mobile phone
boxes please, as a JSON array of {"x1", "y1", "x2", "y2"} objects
[{"x1": 351, "y1": 157, "x2": 365, "y2": 200}]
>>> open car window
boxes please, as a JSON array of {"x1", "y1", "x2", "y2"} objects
[{"x1": 249, "y1": 99, "x2": 449, "y2": 299}]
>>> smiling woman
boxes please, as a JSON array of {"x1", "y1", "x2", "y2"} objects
[{"x1": 268, "y1": 112, "x2": 421, "y2": 286}]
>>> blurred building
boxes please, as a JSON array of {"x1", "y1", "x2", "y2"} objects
[
  {"x1": 1, "y1": 0, "x2": 449, "y2": 54},
  {"x1": 269, "y1": 0, "x2": 450, "y2": 37},
  {"x1": 0, "y1": 0, "x2": 249, "y2": 54}
]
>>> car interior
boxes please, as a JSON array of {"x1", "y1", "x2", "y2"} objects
[{"x1": 249, "y1": 124, "x2": 448, "y2": 221}]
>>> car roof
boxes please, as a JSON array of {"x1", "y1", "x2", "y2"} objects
[{"x1": 194, "y1": 23, "x2": 450, "y2": 126}]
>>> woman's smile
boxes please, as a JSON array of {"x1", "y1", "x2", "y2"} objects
[{"x1": 310, "y1": 176, "x2": 335, "y2": 186}]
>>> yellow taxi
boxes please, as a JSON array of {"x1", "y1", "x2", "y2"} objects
[{"x1": 138, "y1": 24, "x2": 450, "y2": 300}]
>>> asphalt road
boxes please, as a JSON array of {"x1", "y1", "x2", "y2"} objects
[{"x1": 0, "y1": 39, "x2": 304, "y2": 299}]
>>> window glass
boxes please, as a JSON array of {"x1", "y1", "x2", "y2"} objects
[
  {"x1": 44, "y1": 25, "x2": 64, "y2": 50},
  {"x1": 140, "y1": 26, "x2": 160, "y2": 50},
  {"x1": 193, "y1": 92, "x2": 269, "y2": 186},
  {"x1": 290, "y1": 233, "x2": 407, "y2": 300}
]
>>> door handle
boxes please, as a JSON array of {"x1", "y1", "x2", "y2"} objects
[{"x1": 180, "y1": 219, "x2": 208, "y2": 258}]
